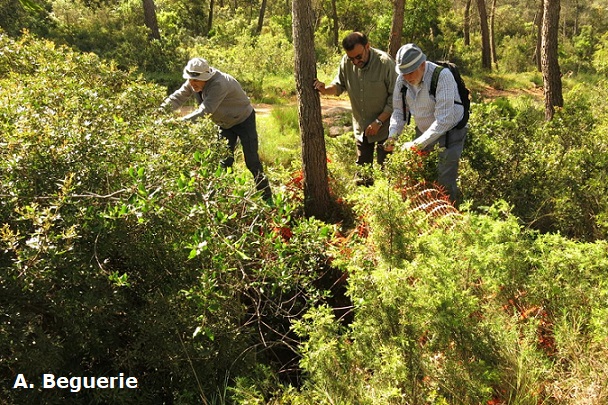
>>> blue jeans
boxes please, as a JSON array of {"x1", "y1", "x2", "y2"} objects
[{"x1": 219, "y1": 111, "x2": 272, "y2": 200}]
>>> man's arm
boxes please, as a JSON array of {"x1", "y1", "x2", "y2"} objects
[
  {"x1": 313, "y1": 79, "x2": 339, "y2": 96},
  {"x1": 160, "y1": 81, "x2": 194, "y2": 111}
]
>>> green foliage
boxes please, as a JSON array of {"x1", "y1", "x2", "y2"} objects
[
  {"x1": 461, "y1": 84, "x2": 608, "y2": 241},
  {"x1": 593, "y1": 32, "x2": 608, "y2": 75},
  {"x1": 288, "y1": 200, "x2": 608, "y2": 404},
  {"x1": 0, "y1": 33, "x2": 336, "y2": 404},
  {"x1": 175, "y1": 16, "x2": 296, "y2": 100},
  {"x1": 560, "y1": 25, "x2": 599, "y2": 74},
  {"x1": 0, "y1": 0, "x2": 53, "y2": 37},
  {"x1": 50, "y1": 0, "x2": 186, "y2": 74},
  {"x1": 497, "y1": 34, "x2": 536, "y2": 74}
]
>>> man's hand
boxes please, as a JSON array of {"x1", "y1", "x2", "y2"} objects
[
  {"x1": 383, "y1": 137, "x2": 396, "y2": 152},
  {"x1": 401, "y1": 141, "x2": 416, "y2": 151},
  {"x1": 313, "y1": 79, "x2": 326, "y2": 94},
  {"x1": 364, "y1": 120, "x2": 383, "y2": 137}
]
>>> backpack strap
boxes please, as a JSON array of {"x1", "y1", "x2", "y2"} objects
[
  {"x1": 400, "y1": 84, "x2": 411, "y2": 126},
  {"x1": 430, "y1": 65, "x2": 444, "y2": 100},
  {"x1": 430, "y1": 64, "x2": 463, "y2": 106},
  {"x1": 429, "y1": 65, "x2": 453, "y2": 147}
]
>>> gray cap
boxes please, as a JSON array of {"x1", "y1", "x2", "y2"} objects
[{"x1": 395, "y1": 44, "x2": 427, "y2": 74}]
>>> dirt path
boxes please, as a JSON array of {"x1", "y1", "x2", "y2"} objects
[{"x1": 254, "y1": 97, "x2": 351, "y2": 117}]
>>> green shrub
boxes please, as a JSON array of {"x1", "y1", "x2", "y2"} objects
[
  {"x1": 593, "y1": 32, "x2": 608, "y2": 75},
  {"x1": 1, "y1": 32, "x2": 334, "y2": 404},
  {"x1": 498, "y1": 34, "x2": 536, "y2": 73},
  {"x1": 288, "y1": 199, "x2": 608, "y2": 404},
  {"x1": 461, "y1": 86, "x2": 608, "y2": 241}
]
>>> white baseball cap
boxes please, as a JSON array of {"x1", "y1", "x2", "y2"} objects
[{"x1": 183, "y1": 58, "x2": 216, "y2": 81}]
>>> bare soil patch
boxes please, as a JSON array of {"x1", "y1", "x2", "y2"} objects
[
  {"x1": 478, "y1": 85, "x2": 544, "y2": 101},
  {"x1": 253, "y1": 97, "x2": 351, "y2": 116}
]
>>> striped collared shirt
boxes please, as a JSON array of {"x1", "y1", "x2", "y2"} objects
[{"x1": 388, "y1": 62, "x2": 464, "y2": 149}]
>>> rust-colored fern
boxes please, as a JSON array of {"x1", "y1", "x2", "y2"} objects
[{"x1": 397, "y1": 180, "x2": 462, "y2": 231}]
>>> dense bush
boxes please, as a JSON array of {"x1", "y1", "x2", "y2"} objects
[
  {"x1": 461, "y1": 84, "x2": 608, "y2": 241},
  {"x1": 50, "y1": 0, "x2": 186, "y2": 75},
  {"x1": 287, "y1": 193, "x2": 608, "y2": 404},
  {"x1": 0, "y1": 33, "x2": 334, "y2": 404}
]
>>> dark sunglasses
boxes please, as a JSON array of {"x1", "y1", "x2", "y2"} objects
[
  {"x1": 187, "y1": 70, "x2": 201, "y2": 77},
  {"x1": 348, "y1": 53, "x2": 365, "y2": 62}
]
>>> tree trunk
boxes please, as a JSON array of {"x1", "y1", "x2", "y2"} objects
[
  {"x1": 476, "y1": 0, "x2": 492, "y2": 70},
  {"x1": 256, "y1": 0, "x2": 267, "y2": 34},
  {"x1": 208, "y1": 0, "x2": 214, "y2": 35},
  {"x1": 573, "y1": 0, "x2": 579, "y2": 36},
  {"x1": 534, "y1": 0, "x2": 543, "y2": 71},
  {"x1": 292, "y1": 0, "x2": 332, "y2": 220},
  {"x1": 142, "y1": 0, "x2": 160, "y2": 40},
  {"x1": 541, "y1": 0, "x2": 563, "y2": 120},
  {"x1": 489, "y1": 0, "x2": 498, "y2": 68},
  {"x1": 388, "y1": 0, "x2": 405, "y2": 58},
  {"x1": 464, "y1": 0, "x2": 472, "y2": 46},
  {"x1": 331, "y1": 0, "x2": 339, "y2": 50}
]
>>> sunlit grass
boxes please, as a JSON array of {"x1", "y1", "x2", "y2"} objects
[{"x1": 257, "y1": 106, "x2": 301, "y2": 167}]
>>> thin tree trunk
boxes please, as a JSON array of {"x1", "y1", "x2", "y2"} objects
[
  {"x1": 477, "y1": 0, "x2": 492, "y2": 70},
  {"x1": 292, "y1": 0, "x2": 332, "y2": 220},
  {"x1": 489, "y1": 0, "x2": 498, "y2": 68},
  {"x1": 208, "y1": 0, "x2": 214, "y2": 35},
  {"x1": 330, "y1": 0, "x2": 339, "y2": 50},
  {"x1": 142, "y1": 0, "x2": 160, "y2": 40},
  {"x1": 534, "y1": 0, "x2": 543, "y2": 71},
  {"x1": 464, "y1": 0, "x2": 472, "y2": 46},
  {"x1": 388, "y1": 0, "x2": 405, "y2": 58},
  {"x1": 573, "y1": 0, "x2": 579, "y2": 36},
  {"x1": 256, "y1": 0, "x2": 267, "y2": 34},
  {"x1": 541, "y1": 0, "x2": 563, "y2": 120}
]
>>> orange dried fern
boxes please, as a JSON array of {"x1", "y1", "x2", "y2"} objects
[{"x1": 397, "y1": 180, "x2": 462, "y2": 232}]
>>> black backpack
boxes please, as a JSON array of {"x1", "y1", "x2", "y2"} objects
[
  {"x1": 399, "y1": 61, "x2": 471, "y2": 130},
  {"x1": 430, "y1": 61, "x2": 470, "y2": 129}
]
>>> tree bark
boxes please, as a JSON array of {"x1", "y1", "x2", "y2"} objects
[
  {"x1": 534, "y1": 0, "x2": 543, "y2": 71},
  {"x1": 541, "y1": 0, "x2": 563, "y2": 120},
  {"x1": 388, "y1": 0, "x2": 405, "y2": 58},
  {"x1": 256, "y1": 0, "x2": 267, "y2": 34},
  {"x1": 476, "y1": 0, "x2": 492, "y2": 70},
  {"x1": 142, "y1": 0, "x2": 160, "y2": 40},
  {"x1": 489, "y1": 0, "x2": 498, "y2": 68},
  {"x1": 292, "y1": 0, "x2": 332, "y2": 220},
  {"x1": 464, "y1": 0, "x2": 472, "y2": 46}
]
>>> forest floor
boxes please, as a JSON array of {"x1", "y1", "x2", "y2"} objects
[
  {"x1": 254, "y1": 84, "x2": 544, "y2": 118},
  {"x1": 254, "y1": 96, "x2": 351, "y2": 116},
  {"x1": 253, "y1": 84, "x2": 544, "y2": 137}
]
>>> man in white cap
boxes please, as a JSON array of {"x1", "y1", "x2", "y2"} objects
[
  {"x1": 161, "y1": 58, "x2": 272, "y2": 201},
  {"x1": 313, "y1": 32, "x2": 397, "y2": 186},
  {"x1": 385, "y1": 43, "x2": 467, "y2": 204}
]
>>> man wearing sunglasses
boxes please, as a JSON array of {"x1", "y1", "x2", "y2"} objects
[
  {"x1": 161, "y1": 58, "x2": 272, "y2": 202},
  {"x1": 314, "y1": 32, "x2": 397, "y2": 186}
]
